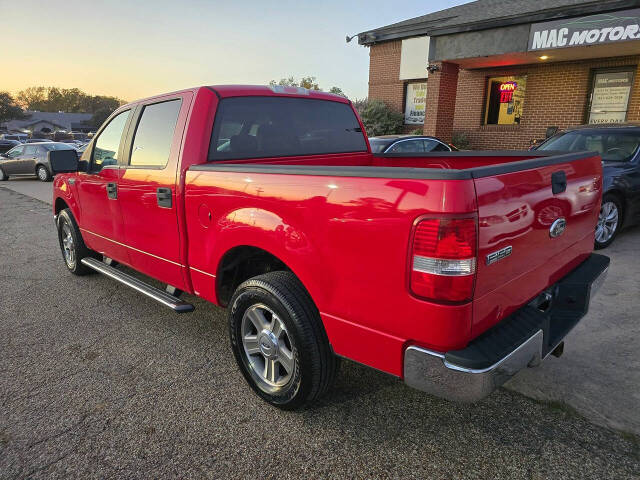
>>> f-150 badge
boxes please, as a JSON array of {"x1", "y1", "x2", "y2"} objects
[{"x1": 486, "y1": 246, "x2": 512, "y2": 266}]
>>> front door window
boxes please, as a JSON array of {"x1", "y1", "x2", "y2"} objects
[
  {"x1": 6, "y1": 146, "x2": 24, "y2": 158},
  {"x1": 92, "y1": 110, "x2": 130, "y2": 171}
]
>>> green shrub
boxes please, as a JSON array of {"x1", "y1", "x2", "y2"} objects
[
  {"x1": 451, "y1": 131, "x2": 471, "y2": 150},
  {"x1": 357, "y1": 99, "x2": 404, "y2": 136}
]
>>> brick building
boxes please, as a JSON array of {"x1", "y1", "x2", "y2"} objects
[{"x1": 358, "y1": 0, "x2": 640, "y2": 149}]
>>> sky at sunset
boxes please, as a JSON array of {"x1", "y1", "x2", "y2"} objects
[{"x1": 2, "y1": 0, "x2": 468, "y2": 103}]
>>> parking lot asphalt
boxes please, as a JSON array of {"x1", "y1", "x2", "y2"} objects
[
  {"x1": 3, "y1": 178, "x2": 640, "y2": 436},
  {"x1": 0, "y1": 177, "x2": 53, "y2": 204},
  {"x1": 0, "y1": 186, "x2": 639, "y2": 479},
  {"x1": 505, "y1": 221, "x2": 640, "y2": 435}
]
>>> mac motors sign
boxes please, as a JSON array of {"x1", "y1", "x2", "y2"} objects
[{"x1": 528, "y1": 9, "x2": 640, "y2": 51}]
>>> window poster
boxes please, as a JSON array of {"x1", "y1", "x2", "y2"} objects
[
  {"x1": 589, "y1": 71, "x2": 634, "y2": 124},
  {"x1": 404, "y1": 83, "x2": 427, "y2": 124}
]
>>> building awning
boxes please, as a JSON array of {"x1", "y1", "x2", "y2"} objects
[{"x1": 357, "y1": 0, "x2": 639, "y2": 46}]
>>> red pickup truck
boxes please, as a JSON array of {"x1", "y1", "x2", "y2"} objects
[{"x1": 50, "y1": 85, "x2": 609, "y2": 409}]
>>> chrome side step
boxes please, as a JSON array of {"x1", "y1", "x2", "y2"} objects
[{"x1": 80, "y1": 257, "x2": 195, "y2": 313}]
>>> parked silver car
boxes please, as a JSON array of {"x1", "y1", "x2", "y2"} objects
[
  {"x1": 368, "y1": 135, "x2": 458, "y2": 153},
  {"x1": 0, "y1": 142, "x2": 76, "y2": 182}
]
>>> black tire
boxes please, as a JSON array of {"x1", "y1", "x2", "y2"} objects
[
  {"x1": 228, "y1": 271, "x2": 339, "y2": 409},
  {"x1": 595, "y1": 193, "x2": 623, "y2": 249},
  {"x1": 0, "y1": 167, "x2": 7, "y2": 181},
  {"x1": 36, "y1": 164, "x2": 52, "y2": 182},
  {"x1": 56, "y1": 208, "x2": 99, "y2": 275}
]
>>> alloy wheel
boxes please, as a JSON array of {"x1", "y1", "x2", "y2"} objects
[
  {"x1": 240, "y1": 303, "x2": 296, "y2": 389},
  {"x1": 596, "y1": 201, "x2": 619, "y2": 244},
  {"x1": 37, "y1": 166, "x2": 48, "y2": 181},
  {"x1": 61, "y1": 222, "x2": 75, "y2": 267}
]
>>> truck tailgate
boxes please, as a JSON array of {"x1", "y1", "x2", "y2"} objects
[{"x1": 472, "y1": 153, "x2": 602, "y2": 336}]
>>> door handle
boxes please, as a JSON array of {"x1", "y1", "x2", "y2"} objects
[
  {"x1": 156, "y1": 187, "x2": 172, "y2": 208},
  {"x1": 106, "y1": 182, "x2": 118, "y2": 199},
  {"x1": 551, "y1": 170, "x2": 567, "y2": 194}
]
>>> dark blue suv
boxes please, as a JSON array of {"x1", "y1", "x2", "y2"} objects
[{"x1": 534, "y1": 124, "x2": 640, "y2": 248}]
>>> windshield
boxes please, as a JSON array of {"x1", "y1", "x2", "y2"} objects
[
  {"x1": 538, "y1": 130, "x2": 640, "y2": 162},
  {"x1": 368, "y1": 139, "x2": 390, "y2": 153}
]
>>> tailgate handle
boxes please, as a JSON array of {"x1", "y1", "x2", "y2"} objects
[
  {"x1": 551, "y1": 171, "x2": 567, "y2": 194},
  {"x1": 156, "y1": 187, "x2": 172, "y2": 208}
]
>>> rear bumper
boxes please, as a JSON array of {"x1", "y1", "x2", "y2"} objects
[{"x1": 403, "y1": 253, "x2": 610, "y2": 402}]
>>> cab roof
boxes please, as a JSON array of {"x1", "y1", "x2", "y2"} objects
[
  {"x1": 120, "y1": 85, "x2": 350, "y2": 111},
  {"x1": 209, "y1": 85, "x2": 350, "y2": 103}
]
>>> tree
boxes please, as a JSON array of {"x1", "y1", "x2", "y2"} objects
[
  {"x1": 358, "y1": 99, "x2": 404, "y2": 136},
  {"x1": 89, "y1": 107, "x2": 115, "y2": 129},
  {"x1": 15, "y1": 86, "x2": 125, "y2": 114},
  {"x1": 268, "y1": 76, "x2": 347, "y2": 95},
  {"x1": 270, "y1": 76, "x2": 321, "y2": 90},
  {"x1": 81, "y1": 95, "x2": 122, "y2": 114},
  {"x1": 0, "y1": 92, "x2": 26, "y2": 124},
  {"x1": 351, "y1": 98, "x2": 369, "y2": 115},
  {"x1": 16, "y1": 87, "x2": 47, "y2": 111}
]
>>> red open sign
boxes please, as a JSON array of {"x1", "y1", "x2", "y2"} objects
[{"x1": 499, "y1": 81, "x2": 517, "y2": 103}]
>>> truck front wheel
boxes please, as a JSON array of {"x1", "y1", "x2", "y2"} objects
[
  {"x1": 56, "y1": 209, "x2": 98, "y2": 275},
  {"x1": 228, "y1": 271, "x2": 339, "y2": 409}
]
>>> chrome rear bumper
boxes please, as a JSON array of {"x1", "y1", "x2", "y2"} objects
[
  {"x1": 404, "y1": 331, "x2": 543, "y2": 402},
  {"x1": 403, "y1": 253, "x2": 609, "y2": 402}
]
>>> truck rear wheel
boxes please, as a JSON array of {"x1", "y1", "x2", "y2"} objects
[
  {"x1": 56, "y1": 208, "x2": 98, "y2": 275},
  {"x1": 228, "y1": 271, "x2": 339, "y2": 409}
]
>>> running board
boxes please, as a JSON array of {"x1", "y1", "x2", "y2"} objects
[{"x1": 80, "y1": 257, "x2": 195, "y2": 313}]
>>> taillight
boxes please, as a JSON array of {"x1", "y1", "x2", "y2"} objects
[{"x1": 410, "y1": 217, "x2": 477, "y2": 303}]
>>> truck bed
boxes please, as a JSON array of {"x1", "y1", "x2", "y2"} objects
[{"x1": 186, "y1": 149, "x2": 601, "y2": 376}]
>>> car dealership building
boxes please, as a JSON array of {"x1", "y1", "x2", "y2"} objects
[{"x1": 358, "y1": 0, "x2": 640, "y2": 149}]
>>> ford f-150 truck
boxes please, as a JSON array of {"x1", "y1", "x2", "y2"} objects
[{"x1": 49, "y1": 85, "x2": 609, "y2": 409}]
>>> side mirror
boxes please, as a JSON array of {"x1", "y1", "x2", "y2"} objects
[{"x1": 48, "y1": 149, "x2": 79, "y2": 174}]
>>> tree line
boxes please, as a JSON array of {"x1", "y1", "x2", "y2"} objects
[
  {"x1": 2, "y1": 79, "x2": 406, "y2": 135},
  {"x1": 0, "y1": 87, "x2": 126, "y2": 129},
  {"x1": 16, "y1": 87, "x2": 125, "y2": 115}
]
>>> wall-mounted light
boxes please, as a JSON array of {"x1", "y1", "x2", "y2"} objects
[
  {"x1": 539, "y1": 55, "x2": 549, "y2": 60},
  {"x1": 427, "y1": 63, "x2": 440, "y2": 73}
]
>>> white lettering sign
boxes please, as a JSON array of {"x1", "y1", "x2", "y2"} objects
[{"x1": 529, "y1": 9, "x2": 640, "y2": 51}]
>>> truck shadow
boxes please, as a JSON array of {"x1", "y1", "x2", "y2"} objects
[{"x1": 292, "y1": 358, "x2": 636, "y2": 465}]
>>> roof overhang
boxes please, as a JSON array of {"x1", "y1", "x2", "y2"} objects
[{"x1": 358, "y1": 0, "x2": 640, "y2": 45}]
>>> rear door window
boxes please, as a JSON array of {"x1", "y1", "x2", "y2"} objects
[
  {"x1": 24, "y1": 145, "x2": 38, "y2": 156},
  {"x1": 209, "y1": 97, "x2": 367, "y2": 160},
  {"x1": 129, "y1": 99, "x2": 182, "y2": 167}
]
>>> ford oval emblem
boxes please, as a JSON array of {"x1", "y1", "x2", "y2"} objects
[{"x1": 549, "y1": 218, "x2": 566, "y2": 238}]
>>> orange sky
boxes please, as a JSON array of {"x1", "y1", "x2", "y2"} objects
[{"x1": 3, "y1": 0, "x2": 467, "y2": 102}]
